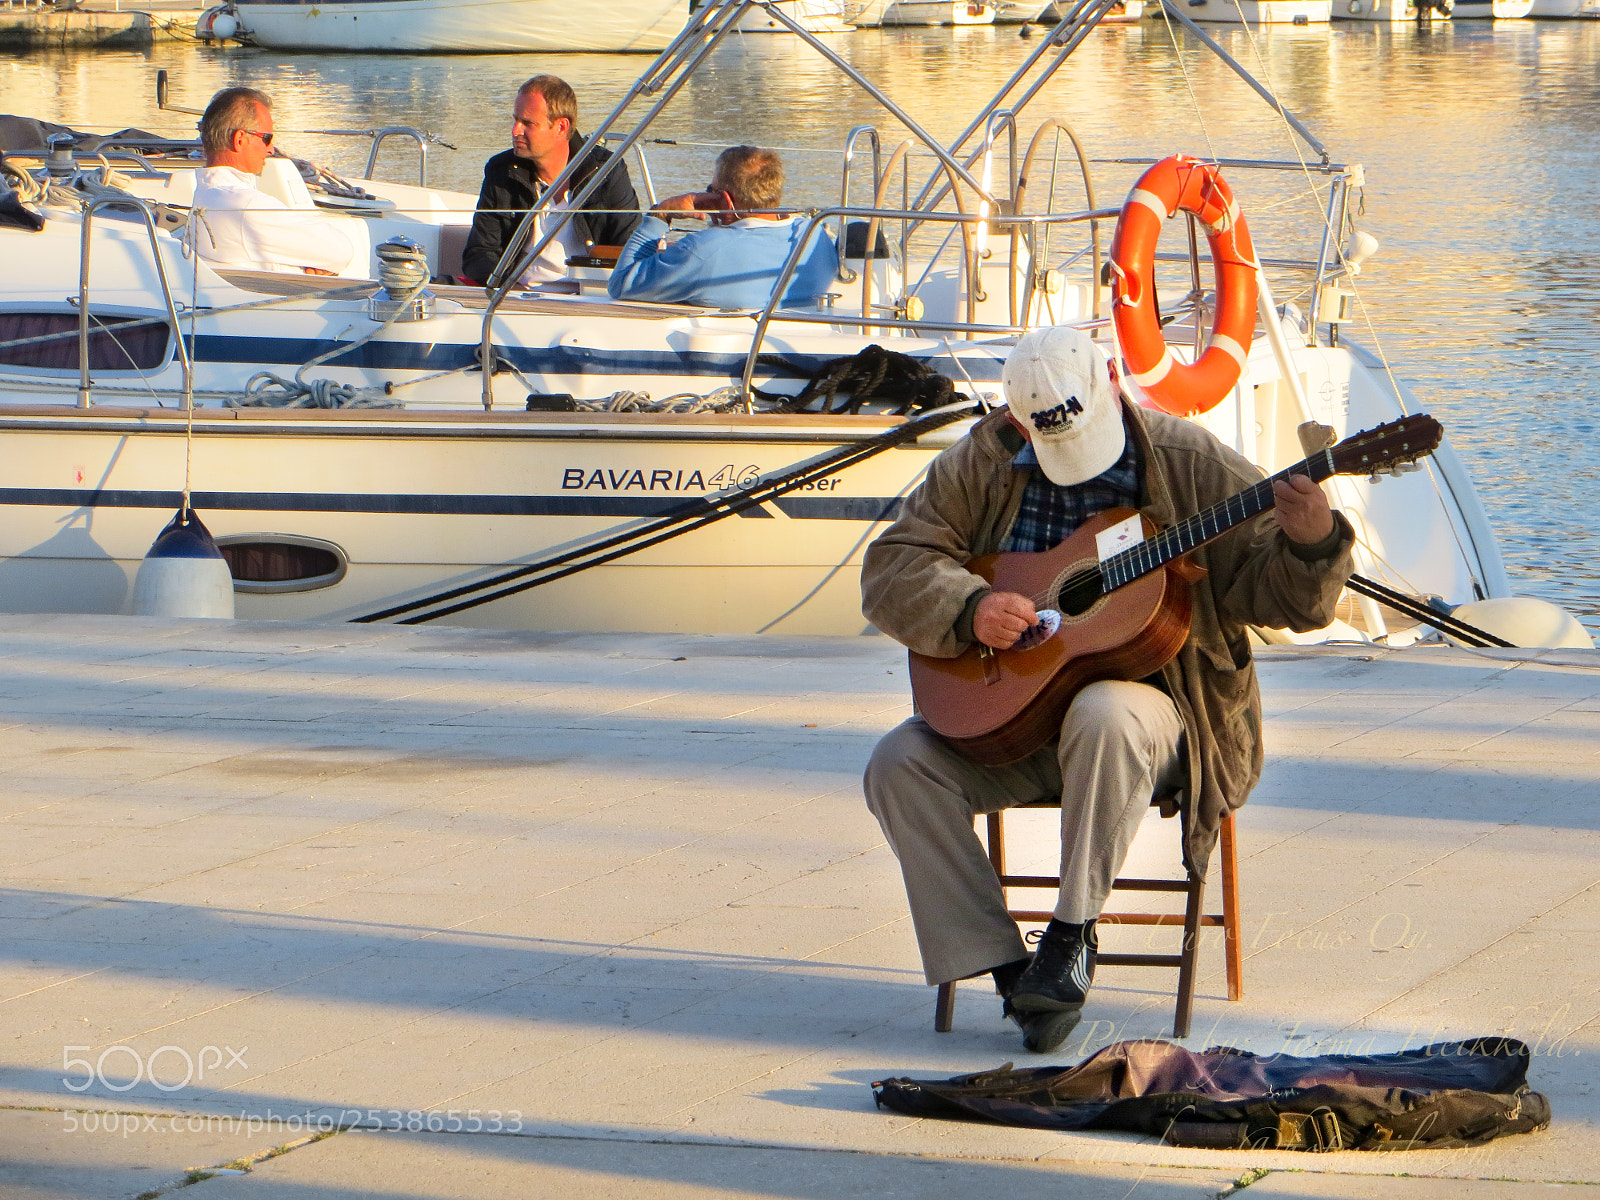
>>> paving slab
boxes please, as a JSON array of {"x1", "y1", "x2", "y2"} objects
[
  {"x1": 0, "y1": 1107, "x2": 304, "y2": 1200},
  {"x1": 10, "y1": 1122, "x2": 1243, "y2": 1200},
  {"x1": 0, "y1": 615, "x2": 1596, "y2": 1198},
  {"x1": 1243, "y1": 1176, "x2": 1597, "y2": 1198}
]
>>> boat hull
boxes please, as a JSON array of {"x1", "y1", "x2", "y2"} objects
[
  {"x1": 734, "y1": 0, "x2": 853, "y2": 30},
  {"x1": 233, "y1": 0, "x2": 688, "y2": 52},
  {"x1": 1037, "y1": 0, "x2": 1142, "y2": 17},
  {"x1": 1331, "y1": 0, "x2": 1448, "y2": 18},
  {"x1": 1528, "y1": 0, "x2": 1599, "y2": 14},
  {"x1": 1184, "y1": 0, "x2": 1331, "y2": 20},
  {"x1": 1451, "y1": 0, "x2": 1533, "y2": 15},
  {"x1": 880, "y1": 0, "x2": 995, "y2": 24},
  {"x1": 0, "y1": 407, "x2": 941, "y2": 634}
]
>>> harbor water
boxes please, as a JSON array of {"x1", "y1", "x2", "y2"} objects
[{"x1": 5, "y1": 20, "x2": 1598, "y2": 632}]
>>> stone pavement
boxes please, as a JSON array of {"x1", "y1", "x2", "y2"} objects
[{"x1": 0, "y1": 613, "x2": 1595, "y2": 1200}]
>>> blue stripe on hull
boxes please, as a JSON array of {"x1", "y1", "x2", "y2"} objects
[
  {"x1": 188, "y1": 336, "x2": 1007, "y2": 382},
  {"x1": 0, "y1": 488, "x2": 905, "y2": 521}
]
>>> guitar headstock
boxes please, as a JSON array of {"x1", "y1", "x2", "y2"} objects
[{"x1": 1328, "y1": 415, "x2": 1442, "y2": 478}]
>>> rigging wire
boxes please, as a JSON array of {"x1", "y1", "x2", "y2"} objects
[
  {"x1": 1156, "y1": 3, "x2": 1221, "y2": 167},
  {"x1": 1195, "y1": 0, "x2": 1484, "y2": 603}
]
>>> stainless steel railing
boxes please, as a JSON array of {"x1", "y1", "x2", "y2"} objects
[
  {"x1": 75, "y1": 196, "x2": 193, "y2": 411},
  {"x1": 737, "y1": 204, "x2": 1123, "y2": 402}
]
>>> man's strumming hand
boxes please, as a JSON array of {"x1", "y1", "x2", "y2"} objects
[{"x1": 974, "y1": 591, "x2": 1039, "y2": 650}]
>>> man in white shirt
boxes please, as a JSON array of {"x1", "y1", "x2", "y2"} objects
[{"x1": 186, "y1": 87, "x2": 358, "y2": 277}]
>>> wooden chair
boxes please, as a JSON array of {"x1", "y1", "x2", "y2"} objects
[{"x1": 933, "y1": 795, "x2": 1242, "y2": 1039}]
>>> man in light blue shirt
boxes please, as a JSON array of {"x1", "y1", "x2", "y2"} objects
[{"x1": 607, "y1": 145, "x2": 838, "y2": 310}]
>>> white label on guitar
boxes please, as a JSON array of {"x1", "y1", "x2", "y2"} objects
[{"x1": 1095, "y1": 515, "x2": 1145, "y2": 562}]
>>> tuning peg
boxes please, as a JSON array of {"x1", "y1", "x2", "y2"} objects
[
  {"x1": 1397, "y1": 461, "x2": 1423, "y2": 474},
  {"x1": 1368, "y1": 473, "x2": 1383, "y2": 485}
]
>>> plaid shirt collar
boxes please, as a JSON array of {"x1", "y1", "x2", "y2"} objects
[{"x1": 1001, "y1": 427, "x2": 1144, "y2": 554}]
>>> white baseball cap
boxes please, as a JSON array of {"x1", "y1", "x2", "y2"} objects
[{"x1": 1002, "y1": 325, "x2": 1124, "y2": 487}]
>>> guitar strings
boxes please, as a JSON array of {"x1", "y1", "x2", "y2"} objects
[
  {"x1": 1002, "y1": 416, "x2": 1428, "y2": 617},
  {"x1": 1014, "y1": 458, "x2": 1325, "y2": 613}
]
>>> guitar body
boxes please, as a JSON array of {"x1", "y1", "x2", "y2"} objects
[
  {"x1": 908, "y1": 508, "x2": 1199, "y2": 767},
  {"x1": 903, "y1": 415, "x2": 1446, "y2": 767}
]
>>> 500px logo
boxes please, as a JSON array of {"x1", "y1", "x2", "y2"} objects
[{"x1": 62, "y1": 1045, "x2": 248, "y2": 1093}]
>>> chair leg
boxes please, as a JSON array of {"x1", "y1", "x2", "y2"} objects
[
  {"x1": 986, "y1": 811, "x2": 1006, "y2": 875},
  {"x1": 1220, "y1": 810, "x2": 1243, "y2": 1002},
  {"x1": 1172, "y1": 869, "x2": 1205, "y2": 1039},
  {"x1": 934, "y1": 812, "x2": 1005, "y2": 1034},
  {"x1": 935, "y1": 981, "x2": 956, "y2": 1033}
]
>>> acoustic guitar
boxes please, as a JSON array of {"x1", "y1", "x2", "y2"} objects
[{"x1": 908, "y1": 415, "x2": 1444, "y2": 766}]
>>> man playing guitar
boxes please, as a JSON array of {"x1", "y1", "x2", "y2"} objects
[{"x1": 861, "y1": 325, "x2": 1356, "y2": 1054}]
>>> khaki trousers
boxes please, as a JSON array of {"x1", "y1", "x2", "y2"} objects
[{"x1": 863, "y1": 680, "x2": 1185, "y2": 986}]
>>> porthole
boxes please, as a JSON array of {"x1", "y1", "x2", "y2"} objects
[
  {"x1": 216, "y1": 534, "x2": 349, "y2": 594},
  {"x1": 0, "y1": 310, "x2": 173, "y2": 373}
]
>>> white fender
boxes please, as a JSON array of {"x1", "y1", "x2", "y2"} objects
[
  {"x1": 1449, "y1": 597, "x2": 1593, "y2": 650},
  {"x1": 131, "y1": 509, "x2": 236, "y2": 620}
]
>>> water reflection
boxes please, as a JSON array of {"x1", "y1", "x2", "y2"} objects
[{"x1": 5, "y1": 21, "x2": 1598, "y2": 629}]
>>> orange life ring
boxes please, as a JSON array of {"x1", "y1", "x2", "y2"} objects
[{"x1": 1108, "y1": 155, "x2": 1259, "y2": 418}]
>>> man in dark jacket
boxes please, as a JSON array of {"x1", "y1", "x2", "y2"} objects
[{"x1": 460, "y1": 75, "x2": 641, "y2": 287}]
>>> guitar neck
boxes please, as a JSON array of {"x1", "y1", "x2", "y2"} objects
[{"x1": 1099, "y1": 448, "x2": 1335, "y2": 592}]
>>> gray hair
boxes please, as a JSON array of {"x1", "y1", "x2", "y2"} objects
[
  {"x1": 199, "y1": 87, "x2": 272, "y2": 159},
  {"x1": 713, "y1": 145, "x2": 784, "y2": 212}
]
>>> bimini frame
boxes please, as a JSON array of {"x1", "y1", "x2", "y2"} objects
[{"x1": 472, "y1": 0, "x2": 1349, "y2": 410}]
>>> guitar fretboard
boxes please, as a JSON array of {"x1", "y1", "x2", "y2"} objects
[{"x1": 1098, "y1": 447, "x2": 1336, "y2": 593}]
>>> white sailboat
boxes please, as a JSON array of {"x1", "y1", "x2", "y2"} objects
[
  {"x1": 224, "y1": 0, "x2": 688, "y2": 52},
  {"x1": 993, "y1": 0, "x2": 1056, "y2": 22},
  {"x1": 734, "y1": 0, "x2": 854, "y2": 30},
  {"x1": 1528, "y1": 0, "x2": 1599, "y2": 15},
  {"x1": 1183, "y1": 0, "x2": 1330, "y2": 22},
  {"x1": 879, "y1": 0, "x2": 997, "y2": 23},
  {"x1": 1330, "y1": 0, "x2": 1449, "y2": 20},
  {"x1": 1036, "y1": 0, "x2": 1142, "y2": 18},
  {"x1": 1450, "y1": 0, "x2": 1533, "y2": 17},
  {"x1": 0, "y1": 0, "x2": 1530, "y2": 643}
]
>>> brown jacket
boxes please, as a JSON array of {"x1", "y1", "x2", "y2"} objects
[{"x1": 862, "y1": 402, "x2": 1356, "y2": 872}]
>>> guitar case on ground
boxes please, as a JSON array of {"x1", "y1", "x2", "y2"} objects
[{"x1": 871, "y1": 1037, "x2": 1550, "y2": 1150}]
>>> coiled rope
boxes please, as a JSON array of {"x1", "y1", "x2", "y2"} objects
[
  {"x1": 228, "y1": 238, "x2": 432, "y2": 409},
  {"x1": 374, "y1": 238, "x2": 430, "y2": 295},
  {"x1": 578, "y1": 387, "x2": 746, "y2": 413}
]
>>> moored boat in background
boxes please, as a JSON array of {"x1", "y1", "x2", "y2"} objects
[
  {"x1": 734, "y1": 0, "x2": 853, "y2": 30},
  {"x1": 1330, "y1": 0, "x2": 1451, "y2": 21},
  {"x1": 1528, "y1": 0, "x2": 1598, "y2": 15},
  {"x1": 222, "y1": 0, "x2": 688, "y2": 52},
  {"x1": 1036, "y1": 0, "x2": 1141, "y2": 18},
  {"x1": 1184, "y1": 0, "x2": 1330, "y2": 20},
  {"x1": 880, "y1": 0, "x2": 996, "y2": 24},
  {"x1": 1449, "y1": 0, "x2": 1532, "y2": 16}
]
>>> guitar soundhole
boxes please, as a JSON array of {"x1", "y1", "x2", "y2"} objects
[{"x1": 1055, "y1": 569, "x2": 1103, "y2": 617}]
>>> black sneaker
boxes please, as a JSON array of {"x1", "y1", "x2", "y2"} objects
[
  {"x1": 1009, "y1": 918, "x2": 1097, "y2": 1015},
  {"x1": 991, "y1": 956, "x2": 1031, "y2": 1000},
  {"x1": 1017, "y1": 1007, "x2": 1085, "y2": 1055}
]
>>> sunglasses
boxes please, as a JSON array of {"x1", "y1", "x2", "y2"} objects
[{"x1": 240, "y1": 128, "x2": 275, "y2": 147}]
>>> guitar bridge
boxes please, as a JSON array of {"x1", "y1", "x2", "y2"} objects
[{"x1": 978, "y1": 644, "x2": 1002, "y2": 686}]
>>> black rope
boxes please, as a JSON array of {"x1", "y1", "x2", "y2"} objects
[
  {"x1": 351, "y1": 401, "x2": 982, "y2": 625},
  {"x1": 754, "y1": 345, "x2": 959, "y2": 416}
]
